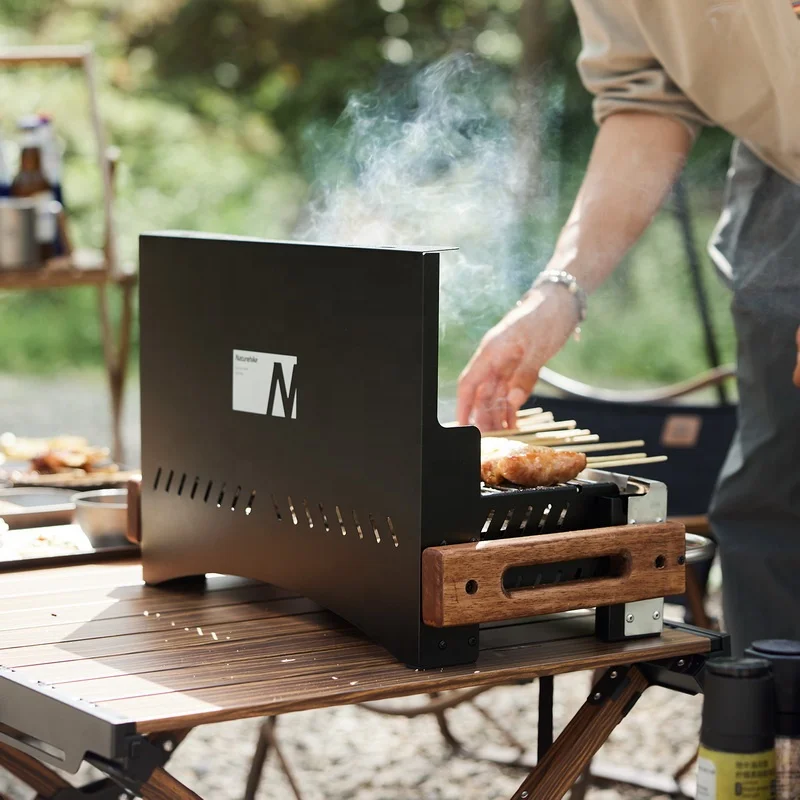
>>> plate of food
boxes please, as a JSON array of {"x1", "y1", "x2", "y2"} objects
[
  {"x1": 0, "y1": 433, "x2": 140, "y2": 489},
  {"x1": 0, "y1": 520, "x2": 137, "y2": 571},
  {"x1": 0, "y1": 487, "x2": 76, "y2": 528}
]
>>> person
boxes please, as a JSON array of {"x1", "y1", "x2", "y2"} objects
[{"x1": 456, "y1": 0, "x2": 800, "y2": 656}]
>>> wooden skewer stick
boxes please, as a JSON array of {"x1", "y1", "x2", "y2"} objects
[
  {"x1": 553, "y1": 440, "x2": 646, "y2": 454},
  {"x1": 515, "y1": 407, "x2": 544, "y2": 419},
  {"x1": 484, "y1": 420, "x2": 577, "y2": 438},
  {"x1": 517, "y1": 434, "x2": 600, "y2": 448},
  {"x1": 585, "y1": 455, "x2": 668, "y2": 470},
  {"x1": 587, "y1": 452, "x2": 648, "y2": 464},
  {"x1": 517, "y1": 411, "x2": 556, "y2": 431}
]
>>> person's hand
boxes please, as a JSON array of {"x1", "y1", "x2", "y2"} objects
[
  {"x1": 456, "y1": 285, "x2": 580, "y2": 432},
  {"x1": 794, "y1": 325, "x2": 800, "y2": 388}
]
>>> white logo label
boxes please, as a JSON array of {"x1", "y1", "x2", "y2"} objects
[{"x1": 232, "y1": 349, "x2": 297, "y2": 418}]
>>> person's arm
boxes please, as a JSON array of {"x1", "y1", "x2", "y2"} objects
[{"x1": 456, "y1": 110, "x2": 692, "y2": 431}]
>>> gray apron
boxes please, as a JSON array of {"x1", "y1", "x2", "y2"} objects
[{"x1": 708, "y1": 140, "x2": 800, "y2": 656}]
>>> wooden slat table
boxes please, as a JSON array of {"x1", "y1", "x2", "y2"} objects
[{"x1": 0, "y1": 558, "x2": 725, "y2": 799}]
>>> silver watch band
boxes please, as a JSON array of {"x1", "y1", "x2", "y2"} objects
[{"x1": 533, "y1": 269, "x2": 588, "y2": 323}]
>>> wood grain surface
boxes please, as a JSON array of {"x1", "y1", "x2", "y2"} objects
[
  {"x1": 422, "y1": 522, "x2": 686, "y2": 627},
  {"x1": 0, "y1": 560, "x2": 709, "y2": 733}
]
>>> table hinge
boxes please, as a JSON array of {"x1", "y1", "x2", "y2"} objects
[
  {"x1": 84, "y1": 734, "x2": 174, "y2": 798},
  {"x1": 587, "y1": 666, "x2": 631, "y2": 705}
]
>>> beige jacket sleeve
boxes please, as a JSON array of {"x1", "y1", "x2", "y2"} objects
[{"x1": 571, "y1": 0, "x2": 712, "y2": 137}]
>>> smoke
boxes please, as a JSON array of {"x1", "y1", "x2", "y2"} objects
[{"x1": 297, "y1": 54, "x2": 544, "y2": 416}]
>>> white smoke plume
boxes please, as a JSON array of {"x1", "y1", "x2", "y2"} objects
[{"x1": 297, "y1": 54, "x2": 544, "y2": 417}]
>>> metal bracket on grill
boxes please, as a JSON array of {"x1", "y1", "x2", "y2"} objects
[{"x1": 595, "y1": 473, "x2": 671, "y2": 642}]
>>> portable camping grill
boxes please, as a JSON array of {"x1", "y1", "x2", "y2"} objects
[{"x1": 139, "y1": 233, "x2": 686, "y2": 669}]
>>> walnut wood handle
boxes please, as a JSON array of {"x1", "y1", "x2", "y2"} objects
[
  {"x1": 421, "y1": 522, "x2": 686, "y2": 627},
  {"x1": 126, "y1": 476, "x2": 142, "y2": 544}
]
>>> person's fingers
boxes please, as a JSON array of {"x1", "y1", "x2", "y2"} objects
[
  {"x1": 507, "y1": 361, "x2": 540, "y2": 415},
  {"x1": 473, "y1": 379, "x2": 502, "y2": 433},
  {"x1": 456, "y1": 355, "x2": 490, "y2": 425}
]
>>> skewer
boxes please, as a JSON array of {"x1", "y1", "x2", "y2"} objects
[
  {"x1": 515, "y1": 407, "x2": 544, "y2": 419},
  {"x1": 516, "y1": 411, "x2": 554, "y2": 426},
  {"x1": 584, "y1": 455, "x2": 668, "y2": 470},
  {"x1": 484, "y1": 419, "x2": 577, "y2": 438},
  {"x1": 586, "y1": 452, "x2": 647, "y2": 464},
  {"x1": 516, "y1": 434, "x2": 599, "y2": 447},
  {"x1": 553, "y1": 440, "x2": 645, "y2": 454}
]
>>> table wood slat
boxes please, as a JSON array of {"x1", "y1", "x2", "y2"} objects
[
  {"x1": 103, "y1": 629, "x2": 708, "y2": 732},
  {"x1": 0, "y1": 576, "x2": 288, "y2": 623},
  {"x1": 0, "y1": 561, "x2": 712, "y2": 737},
  {"x1": 0, "y1": 596, "x2": 320, "y2": 649},
  {"x1": 0, "y1": 612, "x2": 346, "y2": 668}
]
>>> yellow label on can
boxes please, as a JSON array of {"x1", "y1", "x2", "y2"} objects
[{"x1": 697, "y1": 746, "x2": 776, "y2": 799}]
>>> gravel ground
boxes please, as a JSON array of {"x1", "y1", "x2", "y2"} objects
[{"x1": 0, "y1": 372, "x2": 720, "y2": 800}]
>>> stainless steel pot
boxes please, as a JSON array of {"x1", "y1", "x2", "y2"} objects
[{"x1": 0, "y1": 198, "x2": 37, "y2": 269}]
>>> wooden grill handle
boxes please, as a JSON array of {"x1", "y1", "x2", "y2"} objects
[
  {"x1": 126, "y1": 476, "x2": 142, "y2": 544},
  {"x1": 421, "y1": 521, "x2": 686, "y2": 628}
]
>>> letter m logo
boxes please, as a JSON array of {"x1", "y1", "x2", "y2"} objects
[{"x1": 232, "y1": 350, "x2": 297, "y2": 419}]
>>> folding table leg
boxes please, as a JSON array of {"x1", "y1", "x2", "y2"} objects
[
  {"x1": 511, "y1": 666, "x2": 649, "y2": 800},
  {"x1": 138, "y1": 766, "x2": 204, "y2": 800},
  {"x1": 0, "y1": 740, "x2": 71, "y2": 797}
]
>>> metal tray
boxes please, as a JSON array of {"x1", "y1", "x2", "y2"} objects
[
  {"x1": 0, "y1": 524, "x2": 138, "y2": 572},
  {"x1": 0, "y1": 488, "x2": 75, "y2": 529}
]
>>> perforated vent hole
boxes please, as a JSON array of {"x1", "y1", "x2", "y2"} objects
[
  {"x1": 500, "y1": 509, "x2": 514, "y2": 532},
  {"x1": 319, "y1": 505, "x2": 330, "y2": 532},
  {"x1": 190, "y1": 477, "x2": 199, "y2": 500},
  {"x1": 203, "y1": 481, "x2": 214, "y2": 503},
  {"x1": 336, "y1": 506, "x2": 347, "y2": 536},
  {"x1": 216, "y1": 484, "x2": 226, "y2": 508},
  {"x1": 369, "y1": 514, "x2": 381, "y2": 544},
  {"x1": 538, "y1": 504, "x2": 552, "y2": 533},
  {"x1": 230, "y1": 486, "x2": 241, "y2": 512},
  {"x1": 521, "y1": 505, "x2": 534, "y2": 531},
  {"x1": 270, "y1": 494, "x2": 281, "y2": 521},
  {"x1": 288, "y1": 496, "x2": 298, "y2": 525},
  {"x1": 387, "y1": 516, "x2": 399, "y2": 548},
  {"x1": 177, "y1": 474, "x2": 187, "y2": 497},
  {"x1": 481, "y1": 510, "x2": 495, "y2": 535},
  {"x1": 352, "y1": 511, "x2": 364, "y2": 539},
  {"x1": 557, "y1": 504, "x2": 570, "y2": 529},
  {"x1": 303, "y1": 500, "x2": 314, "y2": 528},
  {"x1": 164, "y1": 470, "x2": 174, "y2": 493},
  {"x1": 153, "y1": 468, "x2": 162, "y2": 491}
]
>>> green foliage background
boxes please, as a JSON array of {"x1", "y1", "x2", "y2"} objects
[{"x1": 0, "y1": 0, "x2": 735, "y2": 392}]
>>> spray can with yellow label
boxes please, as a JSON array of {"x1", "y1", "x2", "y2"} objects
[{"x1": 697, "y1": 657, "x2": 776, "y2": 800}]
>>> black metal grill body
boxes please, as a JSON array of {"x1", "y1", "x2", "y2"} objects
[{"x1": 140, "y1": 233, "x2": 631, "y2": 668}]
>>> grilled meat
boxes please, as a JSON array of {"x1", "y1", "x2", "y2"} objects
[{"x1": 480, "y1": 437, "x2": 587, "y2": 488}]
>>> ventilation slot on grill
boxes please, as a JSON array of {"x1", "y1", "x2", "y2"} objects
[
  {"x1": 319, "y1": 505, "x2": 330, "y2": 532},
  {"x1": 153, "y1": 467, "x2": 162, "y2": 491},
  {"x1": 481, "y1": 510, "x2": 495, "y2": 535},
  {"x1": 336, "y1": 506, "x2": 347, "y2": 536},
  {"x1": 190, "y1": 476, "x2": 199, "y2": 500},
  {"x1": 216, "y1": 484, "x2": 226, "y2": 509},
  {"x1": 557, "y1": 504, "x2": 570, "y2": 528},
  {"x1": 500, "y1": 509, "x2": 514, "y2": 532},
  {"x1": 288, "y1": 496, "x2": 298, "y2": 525},
  {"x1": 303, "y1": 500, "x2": 314, "y2": 528},
  {"x1": 369, "y1": 514, "x2": 381, "y2": 544},
  {"x1": 269, "y1": 494, "x2": 280, "y2": 521},
  {"x1": 387, "y1": 516, "x2": 399, "y2": 548},
  {"x1": 177, "y1": 474, "x2": 187, "y2": 496},
  {"x1": 230, "y1": 486, "x2": 241, "y2": 511},
  {"x1": 203, "y1": 480, "x2": 214, "y2": 503},
  {"x1": 538, "y1": 503, "x2": 552, "y2": 533},
  {"x1": 520, "y1": 505, "x2": 534, "y2": 531},
  {"x1": 350, "y1": 511, "x2": 363, "y2": 540},
  {"x1": 164, "y1": 470, "x2": 174, "y2": 493}
]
